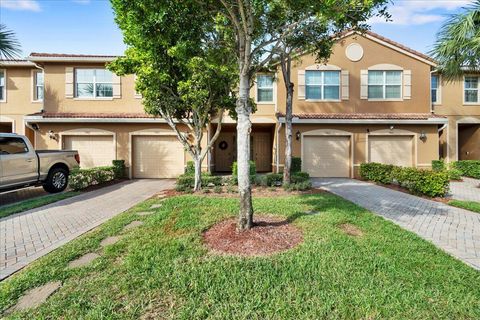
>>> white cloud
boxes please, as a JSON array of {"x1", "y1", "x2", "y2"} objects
[
  {"x1": 72, "y1": 0, "x2": 91, "y2": 4},
  {"x1": 371, "y1": 0, "x2": 474, "y2": 26},
  {"x1": 0, "y1": 0, "x2": 41, "y2": 11}
]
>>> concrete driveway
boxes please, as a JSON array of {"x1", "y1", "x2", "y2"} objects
[
  {"x1": 313, "y1": 178, "x2": 480, "y2": 271},
  {"x1": 0, "y1": 179, "x2": 174, "y2": 280},
  {"x1": 449, "y1": 177, "x2": 480, "y2": 202}
]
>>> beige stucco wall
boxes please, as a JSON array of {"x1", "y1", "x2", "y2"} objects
[
  {"x1": 34, "y1": 123, "x2": 208, "y2": 173},
  {"x1": 0, "y1": 66, "x2": 43, "y2": 136},
  {"x1": 275, "y1": 123, "x2": 439, "y2": 176},
  {"x1": 42, "y1": 62, "x2": 143, "y2": 114},
  {"x1": 275, "y1": 33, "x2": 433, "y2": 115}
]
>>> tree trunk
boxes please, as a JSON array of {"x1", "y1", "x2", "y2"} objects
[
  {"x1": 237, "y1": 72, "x2": 253, "y2": 231},
  {"x1": 284, "y1": 83, "x2": 293, "y2": 184},
  {"x1": 193, "y1": 157, "x2": 202, "y2": 192}
]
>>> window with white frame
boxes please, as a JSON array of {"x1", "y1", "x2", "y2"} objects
[
  {"x1": 34, "y1": 70, "x2": 44, "y2": 101},
  {"x1": 256, "y1": 75, "x2": 274, "y2": 102},
  {"x1": 0, "y1": 70, "x2": 5, "y2": 101},
  {"x1": 368, "y1": 70, "x2": 402, "y2": 99},
  {"x1": 75, "y1": 69, "x2": 113, "y2": 98},
  {"x1": 305, "y1": 70, "x2": 340, "y2": 100},
  {"x1": 464, "y1": 76, "x2": 479, "y2": 104},
  {"x1": 431, "y1": 74, "x2": 439, "y2": 103}
]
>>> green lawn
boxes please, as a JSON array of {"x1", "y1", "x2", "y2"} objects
[
  {"x1": 1, "y1": 193, "x2": 479, "y2": 319},
  {"x1": 449, "y1": 199, "x2": 480, "y2": 213},
  {"x1": 0, "y1": 191, "x2": 81, "y2": 219}
]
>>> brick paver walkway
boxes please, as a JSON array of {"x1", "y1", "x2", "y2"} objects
[
  {"x1": 0, "y1": 179, "x2": 173, "y2": 280},
  {"x1": 313, "y1": 178, "x2": 480, "y2": 271},
  {"x1": 450, "y1": 177, "x2": 480, "y2": 202}
]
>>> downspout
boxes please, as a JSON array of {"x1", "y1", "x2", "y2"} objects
[{"x1": 275, "y1": 121, "x2": 282, "y2": 173}]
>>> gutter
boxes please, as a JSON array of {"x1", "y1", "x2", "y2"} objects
[
  {"x1": 277, "y1": 117, "x2": 449, "y2": 125},
  {"x1": 24, "y1": 116, "x2": 169, "y2": 124}
]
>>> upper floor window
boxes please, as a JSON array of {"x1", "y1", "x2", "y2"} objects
[
  {"x1": 257, "y1": 75, "x2": 274, "y2": 102},
  {"x1": 75, "y1": 68, "x2": 113, "y2": 98},
  {"x1": 431, "y1": 75, "x2": 439, "y2": 103},
  {"x1": 0, "y1": 70, "x2": 5, "y2": 101},
  {"x1": 464, "y1": 76, "x2": 479, "y2": 104},
  {"x1": 34, "y1": 70, "x2": 44, "y2": 101},
  {"x1": 368, "y1": 70, "x2": 402, "y2": 99},
  {"x1": 305, "y1": 70, "x2": 340, "y2": 100}
]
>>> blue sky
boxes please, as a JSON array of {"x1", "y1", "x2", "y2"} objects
[{"x1": 0, "y1": 0, "x2": 475, "y2": 57}]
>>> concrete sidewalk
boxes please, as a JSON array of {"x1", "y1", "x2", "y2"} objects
[{"x1": 0, "y1": 179, "x2": 174, "y2": 280}]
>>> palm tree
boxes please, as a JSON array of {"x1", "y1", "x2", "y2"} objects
[
  {"x1": 0, "y1": 24, "x2": 21, "y2": 60},
  {"x1": 431, "y1": 1, "x2": 480, "y2": 80}
]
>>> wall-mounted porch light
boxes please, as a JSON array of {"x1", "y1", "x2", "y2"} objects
[
  {"x1": 295, "y1": 130, "x2": 301, "y2": 141},
  {"x1": 419, "y1": 131, "x2": 427, "y2": 142}
]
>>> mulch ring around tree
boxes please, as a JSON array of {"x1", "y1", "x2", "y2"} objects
[{"x1": 203, "y1": 215, "x2": 303, "y2": 257}]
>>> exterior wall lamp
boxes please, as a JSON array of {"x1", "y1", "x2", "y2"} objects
[
  {"x1": 295, "y1": 130, "x2": 301, "y2": 141},
  {"x1": 419, "y1": 131, "x2": 427, "y2": 142}
]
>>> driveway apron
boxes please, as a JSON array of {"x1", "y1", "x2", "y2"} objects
[
  {"x1": 313, "y1": 178, "x2": 480, "y2": 271},
  {"x1": 0, "y1": 179, "x2": 174, "y2": 280}
]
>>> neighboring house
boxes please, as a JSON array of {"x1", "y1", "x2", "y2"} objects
[
  {"x1": 432, "y1": 73, "x2": 480, "y2": 161},
  {"x1": 0, "y1": 60, "x2": 42, "y2": 144},
  {"x1": 1, "y1": 31, "x2": 477, "y2": 179}
]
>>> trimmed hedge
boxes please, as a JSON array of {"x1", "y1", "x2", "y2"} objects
[
  {"x1": 69, "y1": 166, "x2": 116, "y2": 190},
  {"x1": 291, "y1": 157, "x2": 302, "y2": 173},
  {"x1": 176, "y1": 173, "x2": 223, "y2": 191},
  {"x1": 255, "y1": 171, "x2": 310, "y2": 187},
  {"x1": 432, "y1": 159, "x2": 446, "y2": 172},
  {"x1": 451, "y1": 160, "x2": 480, "y2": 179},
  {"x1": 112, "y1": 160, "x2": 126, "y2": 179},
  {"x1": 360, "y1": 163, "x2": 450, "y2": 197}
]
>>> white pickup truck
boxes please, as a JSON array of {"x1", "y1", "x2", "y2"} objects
[{"x1": 0, "y1": 133, "x2": 80, "y2": 193}]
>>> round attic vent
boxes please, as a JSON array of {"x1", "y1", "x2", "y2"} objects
[{"x1": 345, "y1": 43, "x2": 364, "y2": 62}]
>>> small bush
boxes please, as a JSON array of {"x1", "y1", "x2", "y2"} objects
[
  {"x1": 432, "y1": 159, "x2": 446, "y2": 172},
  {"x1": 447, "y1": 168, "x2": 462, "y2": 181},
  {"x1": 451, "y1": 160, "x2": 480, "y2": 179},
  {"x1": 213, "y1": 186, "x2": 223, "y2": 193},
  {"x1": 112, "y1": 160, "x2": 126, "y2": 179},
  {"x1": 291, "y1": 157, "x2": 302, "y2": 173},
  {"x1": 284, "y1": 181, "x2": 312, "y2": 191},
  {"x1": 69, "y1": 166, "x2": 116, "y2": 190},
  {"x1": 185, "y1": 161, "x2": 195, "y2": 175},
  {"x1": 360, "y1": 162, "x2": 450, "y2": 197},
  {"x1": 176, "y1": 173, "x2": 223, "y2": 190},
  {"x1": 291, "y1": 172, "x2": 310, "y2": 183}
]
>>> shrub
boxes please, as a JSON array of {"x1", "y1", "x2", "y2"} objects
[
  {"x1": 176, "y1": 172, "x2": 223, "y2": 190},
  {"x1": 284, "y1": 180, "x2": 312, "y2": 191},
  {"x1": 447, "y1": 168, "x2": 462, "y2": 181},
  {"x1": 359, "y1": 163, "x2": 394, "y2": 184},
  {"x1": 291, "y1": 157, "x2": 302, "y2": 173},
  {"x1": 232, "y1": 161, "x2": 256, "y2": 184},
  {"x1": 185, "y1": 161, "x2": 195, "y2": 175},
  {"x1": 451, "y1": 160, "x2": 480, "y2": 179},
  {"x1": 69, "y1": 166, "x2": 116, "y2": 190},
  {"x1": 291, "y1": 171, "x2": 310, "y2": 183},
  {"x1": 432, "y1": 159, "x2": 446, "y2": 172},
  {"x1": 213, "y1": 185, "x2": 223, "y2": 193},
  {"x1": 360, "y1": 163, "x2": 450, "y2": 197},
  {"x1": 112, "y1": 160, "x2": 126, "y2": 179}
]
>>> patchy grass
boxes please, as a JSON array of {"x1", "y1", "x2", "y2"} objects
[
  {"x1": 449, "y1": 200, "x2": 480, "y2": 213},
  {"x1": 0, "y1": 192, "x2": 81, "y2": 219},
  {"x1": 1, "y1": 193, "x2": 479, "y2": 319}
]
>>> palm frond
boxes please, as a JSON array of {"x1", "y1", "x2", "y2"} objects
[
  {"x1": 430, "y1": 0, "x2": 480, "y2": 81},
  {"x1": 0, "y1": 24, "x2": 22, "y2": 60}
]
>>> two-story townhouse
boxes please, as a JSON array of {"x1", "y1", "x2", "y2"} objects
[
  {"x1": 0, "y1": 60, "x2": 43, "y2": 143},
  {"x1": 22, "y1": 53, "x2": 209, "y2": 178},
  {"x1": 432, "y1": 72, "x2": 480, "y2": 161},
  {"x1": 246, "y1": 31, "x2": 448, "y2": 178}
]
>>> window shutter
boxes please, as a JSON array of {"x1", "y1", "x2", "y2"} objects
[
  {"x1": 112, "y1": 73, "x2": 121, "y2": 98},
  {"x1": 297, "y1": 70, "x2": 305, "y2": 100},
  {"x1": 360, "y1": 69, "x2": 368, "y2": 99},
  {"x1": 403, "y1": 70, "x2": 411, "y2": 100},
  {"x1": 341, "y1": 70, "x2": 349, "y2": 100},
  {"x1": 65, "y1": 67, "x2": 74, "y2": 98}
]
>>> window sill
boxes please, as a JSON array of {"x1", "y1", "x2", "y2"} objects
[
  {"x1": 305, "y1": 99, "x2": 341, "y2": 102},
  {"x1": 367, "y1": 98, "x2": 403, "y2": 102},
  {"x1": 256, "y1": 101, "x2": 274, "y2": 104},
  {"x1": 73, "y1": 97, "x2": 114, "y2": 101},
  {"x1": 31, "y1": 100, "x2": 43, "y2": 103},
  {"x1": 463, "y1": 103, "x2": 480, "y2": 106}
]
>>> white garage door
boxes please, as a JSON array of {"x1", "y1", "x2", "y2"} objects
[
  {"x1": 303, "y1": 136, "x2": 350, "y2": 177},
  {"x1": 63, "y1": 135, "x2": 115, "y2": 168},
  {"x1": 369, "y1": 135, "x2": 413, "y2": 167},
  {"x1": 132, "y1": 135, "x2": 184, "y2": 178}
]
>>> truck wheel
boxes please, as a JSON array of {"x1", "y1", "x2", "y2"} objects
[{"x1": 43, "y1": 167, "x2": 68, "y2": 193}]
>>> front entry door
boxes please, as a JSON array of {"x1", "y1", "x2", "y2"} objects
[
  {"x1": 252, "y1": 132, "x2": 271, "y2": 172},
  {"x1": 215, "y1": 133, "x2": 235, "y2": 172}
]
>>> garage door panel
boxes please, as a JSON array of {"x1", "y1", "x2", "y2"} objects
[
  {"x1": 133, "y1": 135, "x2": 184, "y2": 178},
  {"x1": 63, "y1": 135, "x2": 114, "y2": 168},
  {"x1": 303, "y1": 136, "x2": 350, "y2": 178},
  {"x1": 369, "y1": 136, "x2": 413, "y2": 167}
]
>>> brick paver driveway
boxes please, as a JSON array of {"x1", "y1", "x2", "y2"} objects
[
  {"x1": 0, "y1": 179, "x2": 174, "y2": 280},
  {"x1": 313, "y1": 178, "x2": 480, "y2": 271},
  {"x1": 450, "y1": 177, "x2": 480, "y2": 202}
]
